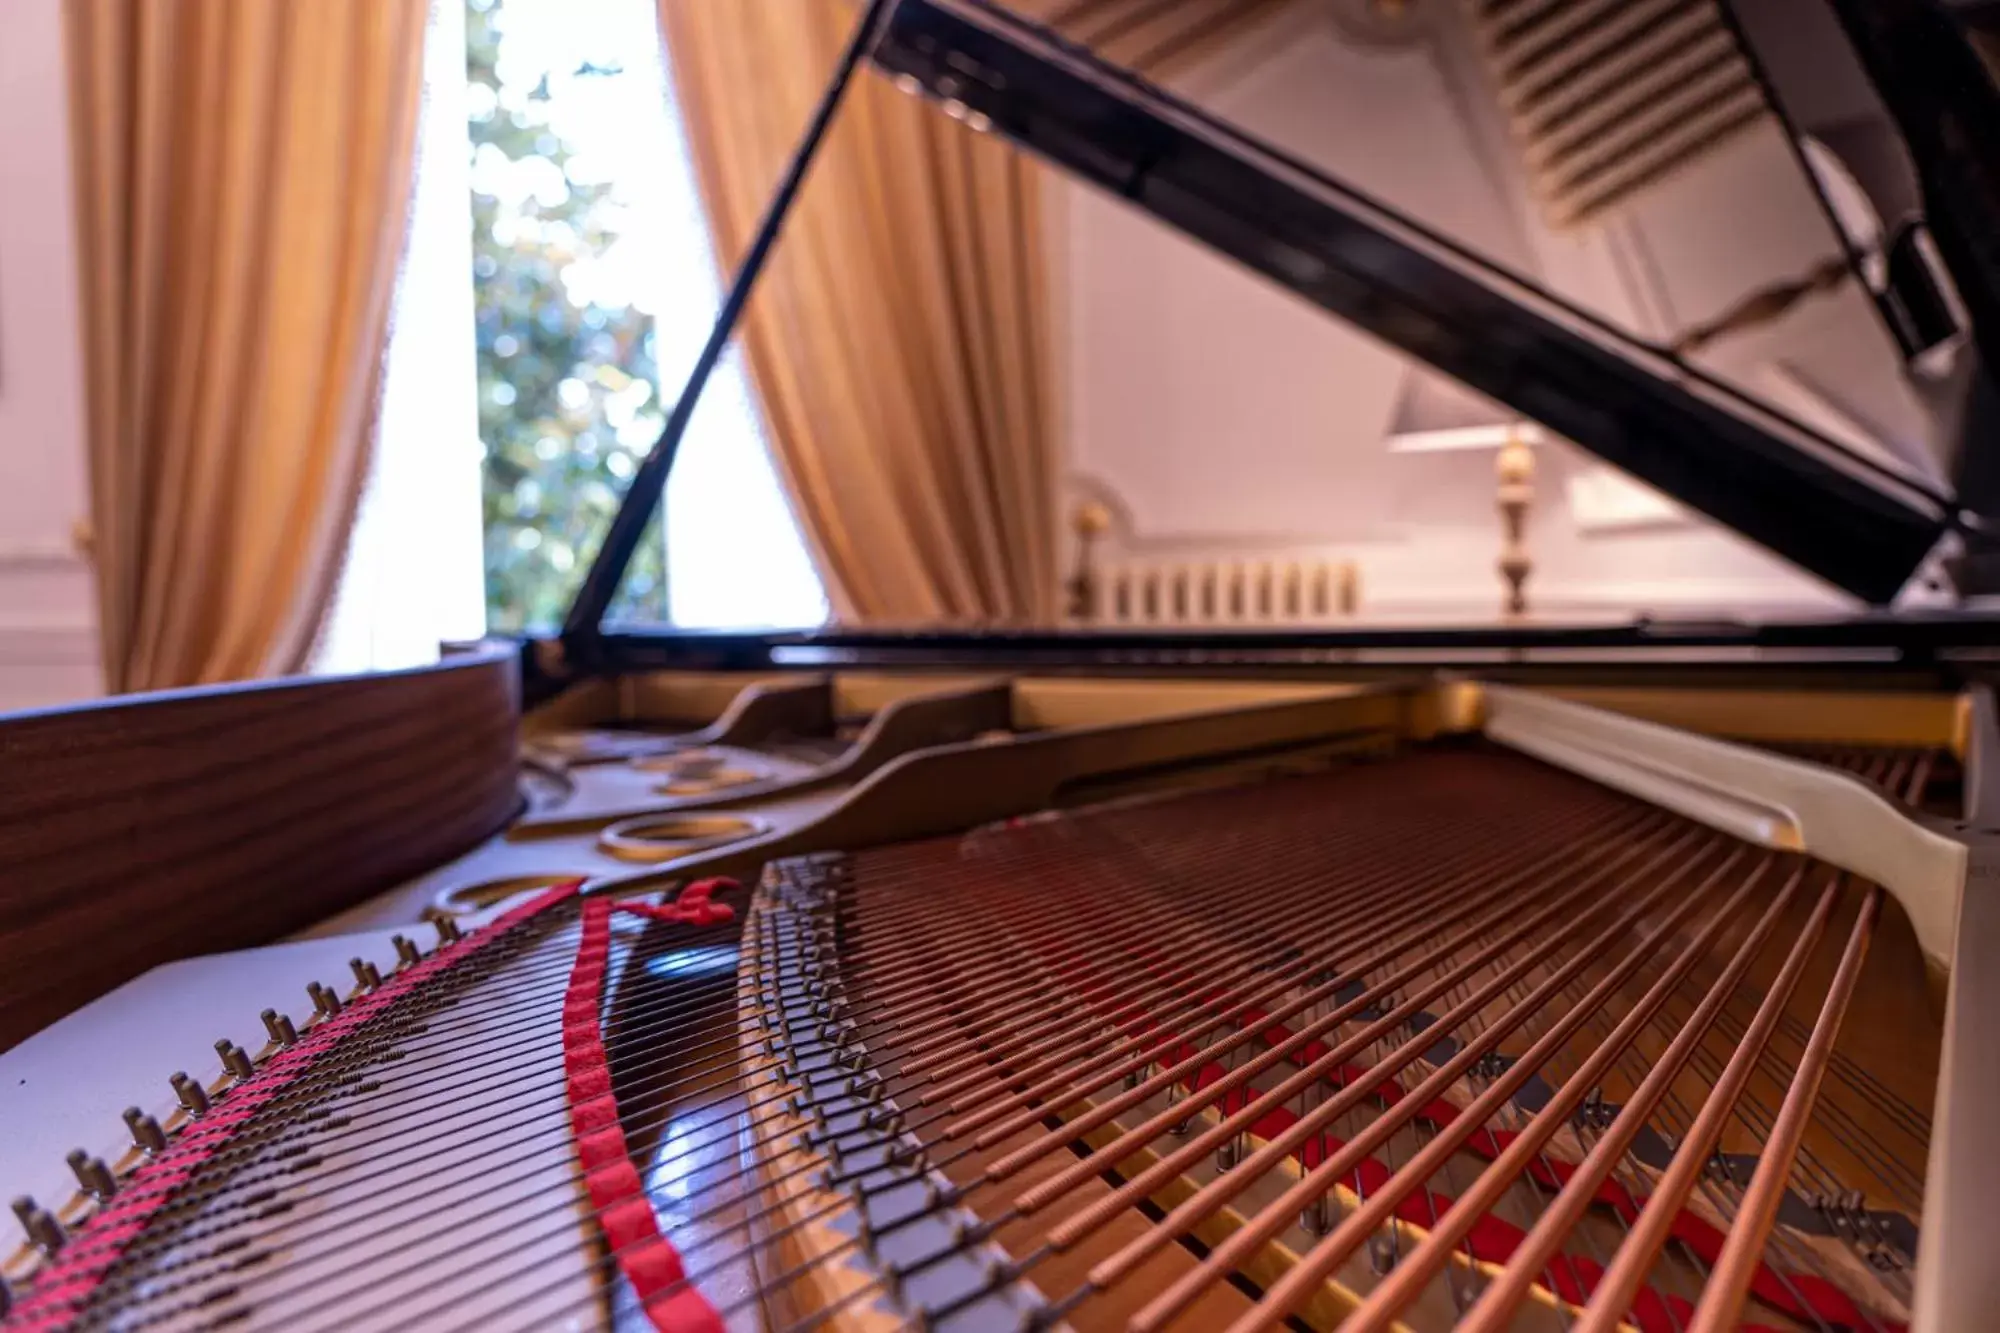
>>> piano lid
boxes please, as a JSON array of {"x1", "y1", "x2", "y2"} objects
[{"x1": 866, "y1": 0, "x2": 1961, "y2": 607}]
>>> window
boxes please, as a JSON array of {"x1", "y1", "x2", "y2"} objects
[
  {"x1": 467, "y1": 0, "x2": 825, "y2": 633},
  {"x1": 331, "y1": 0, "x2": 828, "y2": 667}
]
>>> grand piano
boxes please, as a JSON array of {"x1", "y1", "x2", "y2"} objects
[{"x1": 5, "y1": 1, "x2": 2000, "y2": 1329}]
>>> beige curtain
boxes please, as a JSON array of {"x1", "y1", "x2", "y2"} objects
[
  {"x1": 65, "y1": 0, "x2": 428, "y2": 690},
  {"x1": 659, "y1": 4, "x2": 1050, "y2": 625},
  {"x1": 658, "y1": 0, "x2": 1294, "y2": 626}
]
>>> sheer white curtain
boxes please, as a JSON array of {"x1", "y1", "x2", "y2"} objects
[
  {"x1": 613, "y1": 3, "x2": 826, "y2": 629},
  {"x1": 318, "y1": 0, "x2": 484, "y2": 671},
  {"x1": 323, "y1": 0, "x2": 824, "y2": 671}
]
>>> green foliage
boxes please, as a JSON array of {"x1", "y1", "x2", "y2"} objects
[{"x1": 469, "y1": 0, "x2": 667, "y2": 632}]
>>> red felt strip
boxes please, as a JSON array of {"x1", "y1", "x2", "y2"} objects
[
  {"x1": 575, "y1": 1095, "x2": 620, "y2": 1134},
  {"x1": 5, "y1": 880, "x2": 586, "y2": 1331},
  {"x1": 562, "y1": 897, "x2": 725, "y2": 1332},
  {"x1": 577, "y1": 1126, "x2": 627, "y2": 1172},
  {"x1": 610, "y1": 878, "x2": 741, "y2": 929},
  {"x1": 649, "y1": 1287, "x2": 726, "y2": 1333}
]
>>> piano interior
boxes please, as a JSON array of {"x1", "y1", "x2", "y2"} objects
[
  {"x1": 2, "y1": 668, "x2": 1990, "y2": 1332},
  {"x1": 7, "y1": 0, "x2": 2000, "y2": 1331}
]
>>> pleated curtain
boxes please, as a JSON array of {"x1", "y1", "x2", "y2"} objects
[
  {"x1": 656, "y1": 0, "x2": 1299, "y2": 626},
  {"x1": 65, "y1": 0, "x2": 428, "y2": 690}
]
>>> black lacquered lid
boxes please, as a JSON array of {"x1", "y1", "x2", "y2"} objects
[{"x1": 868, "y1": 0, "x2": 1959, "y2": 607}]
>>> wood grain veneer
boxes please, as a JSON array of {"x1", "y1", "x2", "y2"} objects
[{"x1": 0, "y1": 649, "x2": 522, "y2": 1050}]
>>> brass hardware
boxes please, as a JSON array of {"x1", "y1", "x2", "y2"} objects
[
  {"x1": 1067, "y1": 502, "x2": 1112, "y2": 622},
  {"x1": 1496, "y1": 425, "x2": 1535, "y2": 618}
]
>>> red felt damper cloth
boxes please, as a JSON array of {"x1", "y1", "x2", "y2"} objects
[{"x1": 562, "y1": 894, "x2": 726, "y2": 1333}]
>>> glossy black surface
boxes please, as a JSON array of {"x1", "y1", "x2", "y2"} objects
[
  {"x1": 574, "y1": 613, "x2": 2000, "y2": 679},
  {"x1": 869, "y1": 0, "x2": 1951, "y2": 605}
]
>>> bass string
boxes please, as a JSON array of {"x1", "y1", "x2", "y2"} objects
[
  {"x1": 927, "y1": 815, "x2": 1696, "y2": 1197},
  {"x1": 332, "y1": 780, "x2": 1672, "y2": 1320},
  {"x1": 1656, "y1": 969, "x2": 1927, "y2": 1213},
  {"x1": 1639, "y1": 878, "x2": 1930, "y2": 1209},
  {"x1": 348, "y1": 868, "x2": 1872, "y2": 1320},
  {"x1": 1230, "y1": 865, "x2": 1820, "y2": 1333},
  {"x1": 31, "y1": 740, "x2": 1920, "y2": 1320},
  {"x1": 990, "y1": 829, "x2": 1736, "y2": 1244},
  {"x1": 816, "y1": 832, "x2": 1752, "y2": 1320},
  {"x1": 145, "y1": 788, "x2": 1611, "y2": 1255},
  {"x1": 1398, "y1": 866, "x2": 1909, "y2": 1329},
  {"x1": 1517, "y1": 886, "x2": 1895, "y2": 1327},
  {"x1": 1576, "y1": 918, "x2": 1900, "y2": 1325},
  {"x1": 898, "y1": 809, "x2": 1676, "y2": 1142},
  {"x1": 1496, "y1": 880, "x2": 1896, "y2": 1333},
  {"x1": 1097, "y1": 856, "x2": 1788, "y2": 1332},
  {"x1": 66, "y1": 788, "x2": 1488, "y2": 1264}
]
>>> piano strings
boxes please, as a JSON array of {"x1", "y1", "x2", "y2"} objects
[{"x1": 0, "y1": 748, "x2": 1932, "y2": 1332}]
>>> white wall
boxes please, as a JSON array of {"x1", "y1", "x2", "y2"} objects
[
  {"x1": 0, "y1": 0, "x2": 101, "y2": 708},
  {"x1": 1051, "y1": 0, "x2": 1894, "y2": 623}
]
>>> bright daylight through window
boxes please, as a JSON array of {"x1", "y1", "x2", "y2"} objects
[{"x1": 468, "y1": 0, "x2": 826, "y2": 633}]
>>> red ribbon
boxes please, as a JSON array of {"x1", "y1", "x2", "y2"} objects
[
  {"x1": 562, "y1": 885, "x2": 733, "y2": 1332},
  {"x1": 611, "y1": 877, "x2": 738, "y2": 929}
]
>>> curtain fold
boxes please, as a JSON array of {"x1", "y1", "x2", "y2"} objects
[
  {"x1": 657, "y1": 0, "x2": 1302, "y2": 625},
  {"x1": 65, "y1": 0, "x2": 428, "y2": 690},
  {"x1": 658, "y1": 3, "x2": 1051, "y2": 625}
]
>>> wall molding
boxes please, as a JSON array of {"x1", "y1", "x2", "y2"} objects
[
  {"x1": 1079, "y1": 542, "x2": 1840, "y2": 626},
  {"x1": 0, "y1": 546, "x2": 100, "y2": 705},
  {"x1": 1066, "y1": 472, "x2": 1398, "y2": 553},
  {"x1": 0, "y1": 624, "x2": 102, "y2": 713},
  {"x1": 0, "y1": 542, "x2": 87, "y2": 571},
  {"x1": 0, "y1": 620, "x2": 98, "y2": 664}
]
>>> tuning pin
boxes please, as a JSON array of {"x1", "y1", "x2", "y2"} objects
[
  {"x1": 30, "y1": 1208, "x2": 64, "y2": 1255},
  {"x1": 260, "y1": 1009, "x2": 298, "y2": 1048},
  {"x1": 433, "y1": 916, "x2": 462, "y2": 945},
  {"x1": 171, "y1": 1072, "x2": 210, "y2": 1116},
  {"x1": 65, "y1": 1150, "x2": 116, "y2": 1200},
  {"x1": 1300, "y1": 1194, "x2": 1333, "y2": 1236},
  {"x1": 11, "y1": 1198, "x2": 63, "y2": 1256},
  {"x1": 349, "y1": 958, "x2": 382, "y2": 990},
  {"x1": 216, "y1": 1040, "x2": 255, "y2": 1082},
  {"x1": 1448, "y1": 1263, "x2": 1480, "y2": 1314},
  {"x1": 392, "y1": 935, "x2": 422, "y2": 969},
  {"x1": 1368, "y1": 1228, "x2": 1399, "y2": 1275},
  {"x1": 1, "y1": 1272, "x2": 11, "y2": 1319},
  {"x1": 123, "y1": 1107, "x2": 168, "y2": 1154},
  {"x1": 308, "y1": 981, "x2": 342, "y2": 1019}
]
